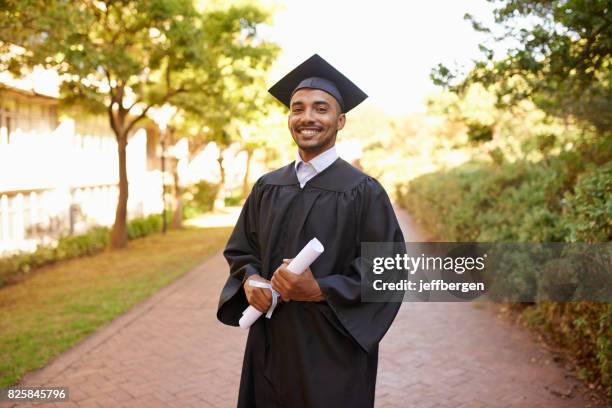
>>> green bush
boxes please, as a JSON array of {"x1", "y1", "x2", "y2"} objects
[
  {"x1": 398, "y1": 139, "x2": 611, "y2": 394},
  {"x1": 183, "y1": 181, "x2": 220, "y2": 217},
  {"x1": 523, "y1": 302, "x2": 612, "y2": 389},
  {"x1": 224, "y1": 190, "x2": 244, "y2": 207},
  {"x1": 127, "y1": 214, "x2": 162, "y2": 239},
  {"x1": 564, "y1": 162, "x2": 612, "y2": 243},
  {"x1": 0, "y1": 227, "x2": 110, "y2": 287},
  {"x1": 0, "y1": 214, "x2": 168, "y2": 288},
  {"x1": 55, "y1": 227, "x2": 110, "y2": 260},
  {"x1": 398, "y1": 150, "x2": 608, "y2": 243}
]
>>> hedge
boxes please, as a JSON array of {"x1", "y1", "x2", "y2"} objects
[
  {"x1": 0, "y1": 214, "x2": 164, "y2": 288},
  {"x1": 397, "y1": 139, "x2": 611, "y2": 395}
]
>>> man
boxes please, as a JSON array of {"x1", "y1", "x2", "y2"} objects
[{"x1": 217, "y1": 54, "x2": 405, "y2": 408}]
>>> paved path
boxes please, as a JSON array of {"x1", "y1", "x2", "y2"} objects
[{"x1": 4, "y1": 208, "x2": 593, "y2": 407}]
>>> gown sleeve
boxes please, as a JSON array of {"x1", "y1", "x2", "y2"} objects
[
  {"x1": 315, "y1": 178, "x2": 405, "y2": 354},
  {"x1": 217, "y1": 179, "x2": 262, "y2": 326}
]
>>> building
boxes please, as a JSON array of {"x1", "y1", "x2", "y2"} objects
[{"x1": 0, "y1": 82, "x2": 164, "y2": 254}]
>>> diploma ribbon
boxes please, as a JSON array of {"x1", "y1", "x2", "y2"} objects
[{"x1": 248, "y1": 280, "x2": 279, "y2": 319}]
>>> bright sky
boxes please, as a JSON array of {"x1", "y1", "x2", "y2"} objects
[{"x1": 260, "y1": 0, "x2": 497, "y2": 116}]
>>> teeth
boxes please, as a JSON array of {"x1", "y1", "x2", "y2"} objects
[{"x1": 300, "y1": 129, "x2": 320, "y2": 136}]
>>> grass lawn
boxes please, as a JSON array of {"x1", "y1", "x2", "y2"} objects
[{"x1": 0, "y1": 226, "x2": 231, "y2": 387}]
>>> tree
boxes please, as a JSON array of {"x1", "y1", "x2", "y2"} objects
[
  {"x1": 172, "y1": 3, "x2": 279, "y2": 208},
  {"x1": 236, "y1": 106, "x2": 292, "y2": 200},
  {"x1": 432, "y1": 0, "x2": 611, "y2": 133},
  {"x1": 1, "y1": 0, "x2": 278, "y2": 248}
]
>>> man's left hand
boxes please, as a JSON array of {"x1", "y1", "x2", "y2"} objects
[{"x1": 271, "y1": 259, "x2": 325, "y2": 302}]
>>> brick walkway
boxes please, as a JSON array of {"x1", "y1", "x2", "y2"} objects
[{"x1": 3, "y1": 208, "x2": 593, "y2": 407}]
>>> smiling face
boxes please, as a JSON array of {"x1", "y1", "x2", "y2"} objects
[{"x1": 288, "y1": 88, "x2": 346, "y2": 161}]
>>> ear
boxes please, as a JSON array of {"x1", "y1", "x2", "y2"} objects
[{"x1": 337, "y1": 113, "x2": 346, "y2": 131}]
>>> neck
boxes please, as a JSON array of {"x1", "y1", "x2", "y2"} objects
[{"x1": 299, "y1": 144, "x2": 335, "y2": 162}]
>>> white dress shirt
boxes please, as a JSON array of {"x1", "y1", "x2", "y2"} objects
[{"x1": 294, "y1": 146, "x2": 338, "y2": 188}]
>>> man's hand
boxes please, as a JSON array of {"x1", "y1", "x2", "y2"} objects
[
  {"x1": 271, "y1": 259, "x2": 325, "y2": 302},
  {"x1": 244, "y1": 275, "x2": 273, "y2": 313}
]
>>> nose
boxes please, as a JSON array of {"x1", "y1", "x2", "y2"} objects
[{"x1": 303, "y1": 107, "x2": 316, "y2": 123}]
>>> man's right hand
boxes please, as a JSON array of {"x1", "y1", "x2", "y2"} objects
[{"x1": 244, "y1": 275, "x2": 273, "y2": 313}]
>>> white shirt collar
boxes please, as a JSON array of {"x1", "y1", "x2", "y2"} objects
[{"x1": 294, "y1": 145, "x2": 338, "y2": 173}]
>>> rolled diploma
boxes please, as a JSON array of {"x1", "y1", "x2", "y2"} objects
[{"x1": 238, "y1": 237, "x2": 325, "y2": 329}]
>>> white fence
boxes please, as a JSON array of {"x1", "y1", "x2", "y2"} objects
[
  {"x1": 0, "y1": 182, "x2": 161, "y2": 254},
  {"x1": 0, "y1": 120, "x2": 163, "y2": 255}
]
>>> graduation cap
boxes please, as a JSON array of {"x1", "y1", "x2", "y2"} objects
[{"x1": 268, "y1": 54, "x2": 368, "y2": 113}]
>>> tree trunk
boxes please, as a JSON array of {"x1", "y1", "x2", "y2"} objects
[
  {"x1": 161, "y1": 133, "x2": 167, "y2": 234},
  {"x1": 242, "y1": 148, "x2": 253, "y2": 199},
  {"x1": 111, "y1": 135, "x2": 129, "y2": 248},
  {"x1": 172, "y1": 160, "x2": 182, "y2": 229},
  {"x1": 213, "y1": 152, "x2": 226, "y2": 210}
]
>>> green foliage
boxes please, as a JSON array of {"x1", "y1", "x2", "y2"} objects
[
  {"x1": 523, "y1": 302, "x2": 612, "y2": 392},
  {"x1": 55, "y1": 227, "x2": 110, "y2": 260},
  {"x1": 466, "y1": 121, "x2": 494, "y2": 143},
  {"x1": 4, "y1": 0, "x2": 209, "y2": 117},
  {"x1": 224, "y1": 188, "x2": 244, "y2": 207},
  {"x1": 564, "y1": 162, "x2": 612, "y2": 242},
  {"x1": 399, "y1": 158, "x2": 573, "y2": 242},
  {"x1": 422, "y1": 84, "x2": 584, "y2": 174},
  {"x1": 171, "y1": 3, "x2": 280, "y2": 154},
  {"x1": 416, "y1": 2, "x2": 612, "y2": 394},
  {"x1": 0, "y1": 0, "x2": 279, "y2": 247},
  {"x1": 183, "y1": 181, "x2": 220, "y2": 216},
  {"x1": 398, "y1": 136, "x2": 612, "y2": 393},
  {"x1": 0, "y1": 214, "x2": 168, "y2": 288},
  {"x1": 126, "y1": 214, "x2": 162, "y2": 239},
  {"x1": 0, "y1": 227, "x2": 109, "y2": 288},
  {"x1": 433, "y1": 0, "x2": 612, "y2": 132}
]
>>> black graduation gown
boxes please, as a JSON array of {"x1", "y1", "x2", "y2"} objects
[{"x1": 217, "y1": 158, "x2": 405, "y2": 408}]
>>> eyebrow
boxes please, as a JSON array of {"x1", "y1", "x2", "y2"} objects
[{"x1": 290, "y1": 100, "x2": 331, "y2": 107}]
